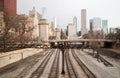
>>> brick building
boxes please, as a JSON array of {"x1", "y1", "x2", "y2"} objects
[{"x1": 0, "y1": 0, "x2": 16, "y2": 15}]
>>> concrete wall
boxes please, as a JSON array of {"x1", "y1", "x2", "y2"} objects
[{"x1": 0, "y1": 48, "x2": 42, "y2": 68}]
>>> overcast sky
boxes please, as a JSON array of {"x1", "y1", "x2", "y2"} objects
[{"x1": 17, "y1": 0, "x2": 120, "y2": 30}]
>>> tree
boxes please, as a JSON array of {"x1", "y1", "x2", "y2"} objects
[
  {"x1": 106, "y1": 28, "x2": 120, "y2": 48},
  {"x1": 84, "y1": 31, "x2": 102, "y2": 60},
  {"x1": 0, "y1": 14, "x2": 34, "y2": 52}
]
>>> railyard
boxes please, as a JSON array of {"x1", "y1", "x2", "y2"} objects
[{"x1": 0, "y1": 48, "x2": 120, "y2": 78}]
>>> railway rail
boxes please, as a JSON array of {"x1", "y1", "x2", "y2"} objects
[
  {"x1": 65, "y1": 49, "x2": 78, "y2": 78},
  {"x1": 72, "y1": 49, "x2": 96, "y2": 78},
  {"x1": 99, "y1": 55, "x2": 113, "y2": 67},
  {"x1": 30, "y1": 49, "x2": 54, "y2": 78},
  {"x1": 16, "y1": 50, "x2": 49, "y2": 78},
  {"x1": 0, "y1": 48, "x2": 115, "y2": 78},
  {"x1": 48, "y1": 50, "x2": 60, "y2": 78},
  {"x1": 83, "y1": 49, "x2": 113, "y2": 67}
]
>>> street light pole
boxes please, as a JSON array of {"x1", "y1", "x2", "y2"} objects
[
  {"x1": 61, "y1": 49, "x2": 65, "y2": 74},
  {"x1": 38, "y1": 23, "x2": 41, "y2": 43}
]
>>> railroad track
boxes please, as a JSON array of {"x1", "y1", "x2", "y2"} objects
[
  {"x1": 48, "y1": 50, "x2": 60, "y2": 78},
  {"x1": 30, "y1": 49, "x2": 54, "y2": 78},
  {"x1": 72, "y1": 49, "x2": 96, "y2": 78},
  {"x1": 83, "y1": 49, "x2": 113, "y2": 67},
  {"x1": 16, "y1": 50, "x2": 49, "y2": 78},
  {"x1": 65, "y1": 49, "x2": 78, "y2": 78},
  {"x1": 99, "y1": 55, "x2": 113, "y2": 67}
]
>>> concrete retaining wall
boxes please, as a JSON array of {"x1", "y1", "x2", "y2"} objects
[{"x1": 0, "y1": 48, "x2": 42, "y2": 68}]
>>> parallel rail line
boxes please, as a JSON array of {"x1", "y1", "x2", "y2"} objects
[
  {"x1": 48, "y1": 50, "x2": 60, "y2": 78},
  {"x1": 16, "y1": 50, "x2": 49, "y2": 78},
  {"x1": 72, "y1": 49, "x2": 96, "y2": 78},
  {"x1": 30, "y1": 49, "x2": 54, "y2": 78},
  {"x1": 99, "y1": 55, "x2": 113, "y2": 67},
  {"x1": 65, "y1": 49, "x2": 78, "y2": 78}
]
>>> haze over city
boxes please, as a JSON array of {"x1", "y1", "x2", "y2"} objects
[
  {"x1": 17, "y1": 0, "x2": 120, "y2": 29},
  {"x1": 0, "y1": 0, "x2": 120, "y2": 78}
]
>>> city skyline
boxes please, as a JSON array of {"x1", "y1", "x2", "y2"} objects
[{"x1": 17, "y1": 0, "x2": 120, "y2": 30}]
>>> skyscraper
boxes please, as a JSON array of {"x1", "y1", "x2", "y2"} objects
[
  {"x1": 102, "y1": 20, "x2": 108, "y2": 35},
  {"x1": 39, "y1": 19, "x2": 49, "y2": 40},
  {"x1": 0, "y1": 0, "x2": 17, "y2": 15},
  {"x1": 29, "y1": 7, "x2": 42, "y2": 39},
  {"x1": 92, "y1": 17, "x2": 102, "y2": 31},
  {"x1": 73, "y1": 16, "x2": 77, "y2": 33},
  {"x1": 81, "y1": 9, "x2": 87, "y2": 36},
  {"x1": 90, "y1": 17, "x2": 103, "y2": 36},
  {"x1": 54, "y1": 17, "x2": 57, "y2": 28},
  {"x1": 67, "y1": 23, "x2": 76, "y2": 37},
  {"x1": 89, "y1": 19, "x2": 93, "y2": 32}
]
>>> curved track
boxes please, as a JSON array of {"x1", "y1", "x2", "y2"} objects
[
  {"x1": 71, "y1": 49, "x2": 96, "y2": 78},
  {"x1": 99, "y1": 55, "x2": 113, "y2": 67}
]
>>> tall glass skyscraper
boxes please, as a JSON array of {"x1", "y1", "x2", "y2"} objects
[
  {"x1": 73, "y1": 16, "x2": 77, "y2": 34},
  {"x1": 92, "y1": 17, "x2": 102, "y2": 31},
  {"x1": 102, "y1": 20, "x2": 108, "y2": 35}
]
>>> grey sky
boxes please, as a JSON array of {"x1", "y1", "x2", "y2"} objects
[{"x1": 17, "y1": 0, "x2": 120, "y2": 30}]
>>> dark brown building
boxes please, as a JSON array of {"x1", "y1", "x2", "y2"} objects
[{"x1": 0, "y1": 0, "x2": 17, "y2": 15}]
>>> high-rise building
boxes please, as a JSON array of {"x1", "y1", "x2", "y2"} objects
[
  {"x1": 0, "y1": 0, "x2": 17, "y2": 15},
  {"x1": 81, "y1": 9, "x2": 87, "y2": 36},
  {"x1": 89, "y1": 19, "x2": 93, "y2": 32},
  {"x1": 29, "y1": 7, "x2": 42, "y2": 39},
  {"x1": 67, "y1": 23, "x2": 76, "y2": 37},
  {"x1": 39, "y1": 19, "x2": 49, "y2": 40},
  {"x1": 55, "y1": 28, "x2": 61, "y2": 40},
  {"x1": 92, "y1": 17, "x2": 102, "y2": 31},
  {"x1": 50, "y1": 17, "x2": 57, "y2": 37},
  {"x1": 54, "y1": 17, "x2": 57, "y2": 28},
  {"x1": 102, "y1": 20, "x2": 108, "y2": 35},
  {"x1": 73, "y1": 16, "x2": 77, "y2": 34},
  {"x1": 90, "y1": 17, "x2": 103, "y2": 36},
  {"x1": 42, "y1": 7, "x2": 47, "y2": 19}
]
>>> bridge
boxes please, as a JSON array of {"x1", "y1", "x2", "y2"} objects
[
  {"x1": 43, "y1": 39, "x2": 116, "y2": 49},
  {"x1": 47, "y1": 39, "x2": 115, "y2": 42},
  {"x1": 0, "y1": 39, "x2": 115, "y2": 49}
]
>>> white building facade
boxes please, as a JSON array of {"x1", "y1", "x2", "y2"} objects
[
  {"x1": 81, "y1": 9, "x2": 87, "y2": 36},
  {"x1": 39, "y1": 19, "x2": 49, "y2": 41},
  {"x1": 55, "y1": 28, "x2": 61, "y2": 40},
  {"x1": 29, "y1": 7, "x2": 42, "y2": 39},
  {"x1": 68, "y1": 24, "x2": 76, "y2": 37}
]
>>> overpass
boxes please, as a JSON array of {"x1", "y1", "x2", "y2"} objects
[
  {"x1": 0, "y1": 39, "x2": 115, "y2": 50},
  {"x1": 47, "y1": 39, "x2": 115, "y2": 43},
  {"x1": 44, "y1": 39, "x2": 116, "y2": 49}
]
